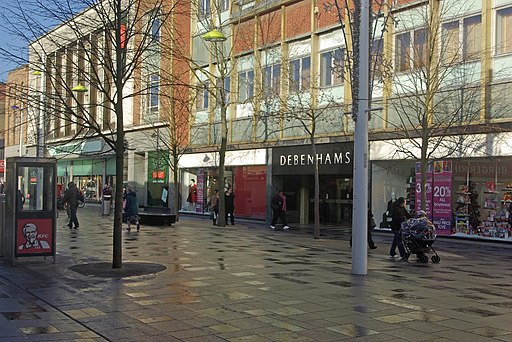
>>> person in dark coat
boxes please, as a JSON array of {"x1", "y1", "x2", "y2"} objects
[
  {"x1": 124, "y1": 186, "x2": 140, "y2": 232},
  {"x1": 389, "y1": 197, "x2": 411, "y2": 259},
  {"x1": 209, "y1": 190, "x2": 219, "y2": 226},
  {"x1": 225, "y1": 187, "x2": 235, "y2": 225},
  {"x1": 350, "y1": 208, "x2": 377, "y2": 249},
  {"x1": 270, "y1": 190, "x2": 289, "y2": 230},
  {"x1": 62, "y1": 182, "x2": 80, "y2": 229},
  {"x1": 17, "y1": 189, "x2": 25, "y2": 211}
]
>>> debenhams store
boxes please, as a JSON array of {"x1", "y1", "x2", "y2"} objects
[{"x1": 271, "y1": 143, "x2": 354, "y2": 226}]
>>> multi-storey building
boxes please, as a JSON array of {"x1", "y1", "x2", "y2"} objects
[
  {"x1": 180, "y1": 0, "x2": 512, "y2": 241},
  {"x1": 4, "y1": 0, "x2": 512, "y2": 240},
  {"x1": 19, "y1": 1, "x2": 191, "y2": 205},
  {"x1": 4, "y1": 66, "x2": 29, "y2": 160}
]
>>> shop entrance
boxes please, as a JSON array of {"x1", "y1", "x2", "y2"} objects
[{"x1": 309, "y1": 176, "x2": 353, "y2": 225}]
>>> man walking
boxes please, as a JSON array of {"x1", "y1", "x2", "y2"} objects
[
  {"x1": 63, "y1": 181, "x2": 80, "y2": 229},
  {"x1": 270, "y1": 190, "x2": 289, "y2": 230}
]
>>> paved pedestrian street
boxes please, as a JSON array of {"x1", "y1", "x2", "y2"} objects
[{"x1": 0, "y1": 206, "x2": 511, "y2": 341}]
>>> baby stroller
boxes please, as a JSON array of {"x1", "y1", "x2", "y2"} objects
[{"x1": 401, "y1": 217, "x2": 440, "y2": 263}]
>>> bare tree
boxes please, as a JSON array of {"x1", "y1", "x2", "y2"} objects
[{"x1": 0, "y1": 0, "x2": 188, "y2": 268}]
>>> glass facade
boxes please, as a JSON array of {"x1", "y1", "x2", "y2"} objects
[{"x1": 372, "y1": 158, "x2": 512, "y2": 240}]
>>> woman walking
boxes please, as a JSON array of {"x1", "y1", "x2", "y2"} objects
[
  {"x1": 389, "y1": 197, "x2": 411, "y2": 260},
  {"x1": 124, "y1": 186, "x2": 140, "y2": 232}
]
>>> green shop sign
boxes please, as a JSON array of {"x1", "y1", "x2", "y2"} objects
[{"x1": 148, "y1": 151, "x2": 169, "y2": 184}]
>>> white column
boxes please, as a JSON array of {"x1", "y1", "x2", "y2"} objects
[{"x1": 351, "y1": 0, "x2": 370, "y2": 275}]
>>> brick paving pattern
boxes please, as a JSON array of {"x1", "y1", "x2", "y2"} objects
[{"x1": 0, "y1": 205, "x2": 511, "y2": 341}]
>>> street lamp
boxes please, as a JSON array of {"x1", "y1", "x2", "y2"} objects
[
  {"x1": 71, "y1": 84, "x2": 88, "y2": 93},
  {"x1": 202, "y1": 28, "x2": 228, "y2": 227},
  {"x1": 351, "y1": 0, "x2": 371, "y2": 275}
]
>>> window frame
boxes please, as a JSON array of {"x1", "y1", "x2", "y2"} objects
[
  {"x1": 320, "y1": 47, "x2": 344, "y2": 87},
  {"x1": 238, "y1": 69, "x2": 254, "y2": 102},
  {"x1": 263, "y1": 63, "x2": 281, "y2": 96},
  {"x1": 289, "y1": 55, "x2": 311, "y2": 93},
  {"x1": 496, "y1": 7, "x2": 512, "y2": 55}
]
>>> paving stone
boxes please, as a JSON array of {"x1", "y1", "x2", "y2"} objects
[{"x1": 0, "y1": 207, "x2": 510, "y2": 341}]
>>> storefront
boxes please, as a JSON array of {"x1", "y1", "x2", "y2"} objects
[
  {"x1": 48, "y1": 139, "x2": 116, "y2": 200},
  {"x1": 371, "y1": 158, "x2": 512, "y2": 241},
  {"x1": 179, "y1": 149, "x2": 267, "y2": 219},
  {"x1": 272, "y1": 143, "x2": 354, "y2": 225}
]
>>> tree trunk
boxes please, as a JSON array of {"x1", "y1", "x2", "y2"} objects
[
  {"x1": 217, "y1": 103, "x2": 227, "y2": 227},
  {"x1": 112, "y1": 103, "x2": 124, "y2": 269},
  {"x1": 312, "y1": 141, "x2": 320, "y2": 239}
]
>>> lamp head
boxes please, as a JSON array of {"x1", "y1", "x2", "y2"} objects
[
  {"x1": 201, "y1": 29, "x2": 226, "y2": 42},
  {"x1": 72, "y1": 84, "x2": 88, "y2": 93}
]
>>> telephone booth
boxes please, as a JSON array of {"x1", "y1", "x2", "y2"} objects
[{"x1": 4, "y1": 157, "x2": 57, "y2": 265}]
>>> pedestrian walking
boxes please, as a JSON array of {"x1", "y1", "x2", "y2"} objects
[
  {"x1": 209, "y1": 190, "x2": 219, "y2": 225},
  {"x1": 0, "y1": 178, "x2": 4, "y2": 194},
  {"x1": 350, "y1": 208, "x2": 377, "y2": 249},
  {"x1": 389, "y1": 197, "x2": 411, "y2": 260},
  {"x1": 270, "y1": 190, "x2": 289, "y2": 230},
  {"x1": 225, "y1": 187, "x2": 235, "y2": 225},
  {"x1": 124, "y1": 186, "x2": 140, "y2": 232},
  {"x1": 62, "y1": 182, "x2": 80, "y2": 229}
]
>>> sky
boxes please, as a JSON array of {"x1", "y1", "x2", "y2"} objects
[{"x1": 0, "y1": 30, "x2": 26, "y2": 82}]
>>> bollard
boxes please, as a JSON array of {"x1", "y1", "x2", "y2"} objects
[{"x1": 102, "y1": 196, "x2": 112, "y2": 215}]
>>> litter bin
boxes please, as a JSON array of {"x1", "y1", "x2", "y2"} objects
[
  {"x1": 102, "y1": 195, "x2": 112, "y2": 215},
  {"x1": 0, "y1": 194, "x2": 5, "y2": 257}
]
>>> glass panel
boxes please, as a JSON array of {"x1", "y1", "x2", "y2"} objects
[
  {"x1": 442, "y1": 21, "x2": 459, "y2": 64},
  {"x1": 414, "y1": 28, "x2": 427, "y2": 68},
  {"x1": 301, "y1": 56, "x2": 311, "y2": 90},
  {"x1": 289, "y1": 59, "x2": 300, "y2": 93},
  {"x1": 497, "y1": 8, "x2": 512, "y2": 55},
  {"x1": 396, "y1": 32, "x2": 411, "y2": 72},
  {"x1": 18, "y1": 166, "x2": 45, "y2": 211},
  {"x1": 463, "y1": 15, "x2": 481, "y2": 60}
]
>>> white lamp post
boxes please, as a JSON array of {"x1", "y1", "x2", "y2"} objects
[{"x1": 351, "y1": 0, "x2": 370, "y2": 275}]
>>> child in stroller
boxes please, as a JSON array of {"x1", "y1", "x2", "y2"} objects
[{"x1": 401, "y1": 211, "x2": 440, "y2": 263}]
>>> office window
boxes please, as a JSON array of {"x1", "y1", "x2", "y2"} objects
[
  {"x1": 414, "y1": 29, "x2": 427, "y2": 68},
  {"x1": 497, "y1": 8, "x2": 512, "y2": 55},
  {"x1": 463, "y1": 15, "x2": 481, "y2": 60},
  {"x1": 151, "y1": 17, "x2": 160, "y2": 42},
  {"x1": 238, "y1": 70, "x2": 254, "y2": 102},
  {"x1": 263, "y1": 63, "x2": 281, "y2": 96},
  {"x1": 396, "y1": 32, "x2": 411, "y2": 72},
  {"x1": 219, "y1": 0, "x2": 229, "y2": 12},
  {"x1": 442, "y1": 21, "x2": 459, "y2": 64},
  {"x1": 371, "y1": 39, "x2": 384, "y2": 79},
  {"x1": 148, "y1": 74, "x2": 159, "y2": 113},
  {"x1": 320, "y1": 48, "x2": 344, "y2": 87},
  {"x1": 199, "y1": 0, "x2": 210, "y2": 17},
  {"x1": 289, "y1": 56, "x2": 311, "y2": 93},
  {"x1": 196, "y1": 81, "x2": 209, "y2": 110}
]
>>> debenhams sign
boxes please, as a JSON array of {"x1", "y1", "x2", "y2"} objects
[{"x1": 272, "y1": 143, "x2": 354, "y2": 175}]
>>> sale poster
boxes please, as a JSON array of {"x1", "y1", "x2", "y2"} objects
[
  {"x1": 16, "y1": 218, "x2": 54, "y2": 256},
  {"x1": 415, "y1": 161, "x2": 452, "y2": 235},
  {"x1": 196, "y1": 169, "x2": 204, "y2": 213},
  {"x1": 432, "y1": 161, "x2": 452, "y2": 234},
  {"x1": 415, "y1": 162, "x2": 433, "y2": 218}
]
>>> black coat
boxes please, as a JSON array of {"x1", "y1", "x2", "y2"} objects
[
  {"x1": 390, "y1": 204, "x2": 411, "y2": 232},
  {"x1": 271, "y1": 194, "x2": 283, "y2": 211},
  {"x1": 63, "y1": 185, "x2": 79, "y2": 208},
  {"x1": 225, "y1": 193, "x2": 235, "y2": 212}
]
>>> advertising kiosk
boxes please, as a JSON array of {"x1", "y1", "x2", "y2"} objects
[{"x1": 4, "y1": 157, "x2": 57, "y2": 265}]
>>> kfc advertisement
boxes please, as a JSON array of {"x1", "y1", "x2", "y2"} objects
[{"x1": 15, "y1": 218, "x2": 54, "y2": 256}]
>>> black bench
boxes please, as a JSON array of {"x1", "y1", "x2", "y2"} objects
[{"x1": 138, "y1": 207, "x2": 176, "y2": 226}]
